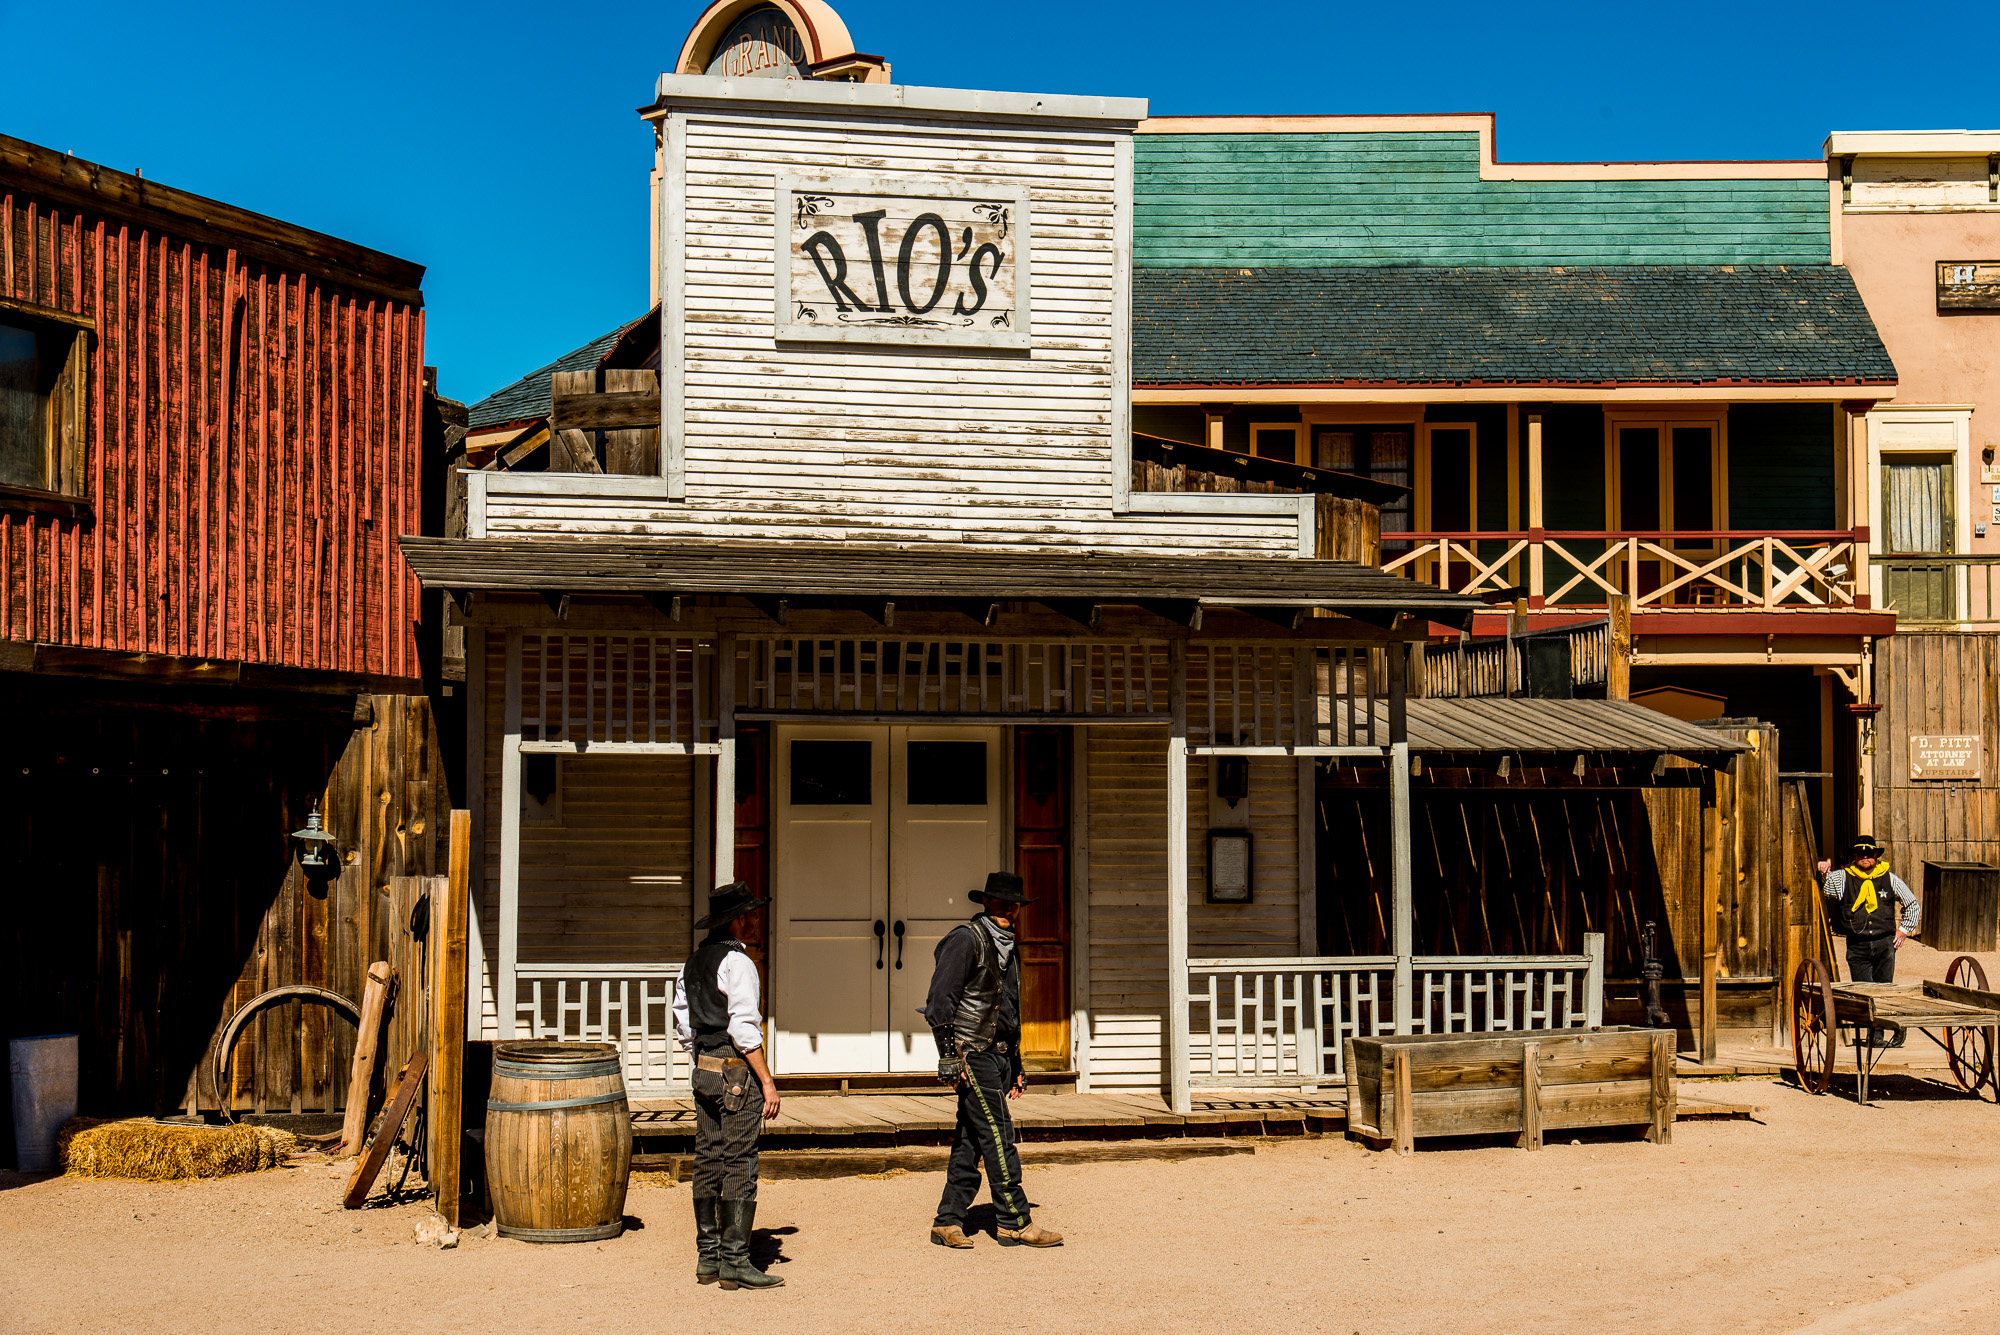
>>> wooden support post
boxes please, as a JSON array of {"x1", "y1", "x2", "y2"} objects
[
  {"x1": 1167, "y1": 640, "x2": 1192, "y2": 1115},
  {"x1": 1647, "y1": 1030, "x2": 1675, "y2": 1144},
  {"x1": 1584, "y1": 932, "x2": 1605, "y2": 1029},
  {"x1": 1607, "y1": 595, "x2": 1632, "y2": 700},
  {"x1": 1391, "y1": 1047, "x2": 1413, "y2": 1155},
  {"x1": 1070, "y1": 727, "x2": 1093, "y2": 1092},
  {"x1": 1343, "y1": 1037, "x2": 1359, "y2": 1141},
  {"x1": 1294, "y1": 642, "x2": 1317, "y2": 959},
  {"x1": 1519, "y1": 1041, "x2": 1542, "y2": 1151},
  {"x1": 1701, "y1": 776, "x2": 1722, "y2": 1063},
  {"x1": 500, "y1": 630, "x2": 523, "y2": 1039},
  {"x1": 1526, "y1": 413, "x2": 1545, "y2": 604},
  {"x1": 715, "y1": 634, "x2": 737, "y2": 887},
  {"x1": 429, "y1": 810, "x2": 471, "y2": 1225},
  {"x1": 1390, "y1": 740, "x2": 1414, "y2": 1035},
  {"x1": 338, "y1": 962, "x2": 395, "y2": 1158}
]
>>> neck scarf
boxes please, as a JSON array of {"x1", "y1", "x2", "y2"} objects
[
  {"x1": 976, "y1": 913, "x2": 1016, "y2": 971},
  {"x1": 1846, "y1": 859, "x2": 1892, "y2": 915}
]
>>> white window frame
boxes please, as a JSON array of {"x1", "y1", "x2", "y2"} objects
[{"x1": 1866, "y1": 405, "x2": 1975, "y2": 611}]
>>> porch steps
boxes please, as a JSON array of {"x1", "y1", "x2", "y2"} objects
[{"x1": 633, "y1": 1137, "x2": 1256, "y2": 1183}]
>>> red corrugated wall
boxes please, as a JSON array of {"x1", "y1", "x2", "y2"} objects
[{"x1": 1, "y1": 190, "x2": 423, "y2": 679}]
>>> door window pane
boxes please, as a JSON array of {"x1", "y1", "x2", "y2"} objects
[
  {"x1": 906, "y1": 741, "x2": 986, "y2": 806},
  {"x1": 1428, "y1": 427, "x2": 1472, "y2": 531},
  {"x1": 1671, "y1": 427, "x2": 1714, "y2": 532},
  {"x1": 1371, "y1": 430, "x2": 1411, "y2": 534},
  {"x1": 1251, "y1": 426, "x2": 1296, "y2": 463},
  {"x1": 0, "y1": 324, "x2": 42, "y2": 489},
  {"x1": 1619, "y1": 427, "x2": 1660, "y2": 531},
  {"x1": 790, "y1": 740, "x2": 872, "y2": 805},
  {"x1": 1884, "y1": 459, "x2": 1950, "y2": 554},
  {"x1": 1314, "y1": 429, "x2": 1355, "y2": 473}
]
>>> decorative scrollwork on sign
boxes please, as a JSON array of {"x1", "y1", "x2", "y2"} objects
[
  {"x1": 795, "y1": 301, "x2": 819, "y2": 321},
  {"x1": 990, "y1": 312, "x2": 1010, "y2": 328},
  {"x1": 970, "y1": 203, "x2": 1009, "y2": 240},
  {"x1": 794, "y1": 195, "x2": 836, "y2": 230}
]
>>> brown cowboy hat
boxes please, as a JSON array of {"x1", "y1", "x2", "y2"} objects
[{"x1": 695, "y1": 881, "x2": 769, "y2": 929}]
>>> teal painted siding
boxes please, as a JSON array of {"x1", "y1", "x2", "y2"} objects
[
  {"x1": 1135, "y1": 133, "x2": 1829, "y2": 268},
  {"x1": 1728, "y1": 404, "x2": 1837, "y2": 530}
]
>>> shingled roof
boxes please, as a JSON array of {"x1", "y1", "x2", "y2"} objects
[
  {"x1": 1133, "y1": 265, "x2": 1896, "y2": 388},
  {"x1": 466, "y1": 319, "x2": 640, "y2": 431}
]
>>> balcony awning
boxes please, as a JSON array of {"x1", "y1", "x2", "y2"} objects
[
  {"x1": 1401, "y1": 698, "x2": 1751, "y2": 759},
  {"x1": 1135, "y1": 265, "x2": 1897, "y2": 390},
  {"x1": 398, "y1": 535, "x2": 1490, "y2": 629}
]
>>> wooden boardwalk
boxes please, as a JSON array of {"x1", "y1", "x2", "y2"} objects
[{"x1": 629, "y1": 1089, "x2": 1348, "y2": 1144}]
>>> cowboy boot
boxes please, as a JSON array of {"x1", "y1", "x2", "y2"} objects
[
  {"x1": 997, "y1": 1221, "x2": 1064, "y2": 1247},
  {"x1": 717, "y1": 1199, "x2": 786, "y2": 1289},
  {"x1": 693, "y1": 1196, "x2": 721, "y2": 1284},
  {"x1": 930, "y1": 1224, "x2": 974, "y2": 1248}
]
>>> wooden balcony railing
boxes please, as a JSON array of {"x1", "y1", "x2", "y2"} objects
[
  {"x1": 1381, "y1": 530, "x2": 1864, "y2": 611},
  {"x1": 1873, "y1": 555, "x2": 2000, "y2": 625}
]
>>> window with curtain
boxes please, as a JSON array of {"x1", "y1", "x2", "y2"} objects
[{"x1": 1884, "y1": 458, "x2": 1950, "y2": 554}]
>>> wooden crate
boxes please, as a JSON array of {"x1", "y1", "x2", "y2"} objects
[
  {"x1": 1918, "y1": 862, "x2": 2000, "y2": 953},
  {"x1": 1346, "y1": 1027, "x2": 1675, "y2": 1153}
]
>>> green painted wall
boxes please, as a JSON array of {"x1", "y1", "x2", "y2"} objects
[
  {"x1": 1135, "y1": 133, "x2": 1829, "y2": 268},
  {"x1": 1727, "y1": 404, "x2": 1837, "y2": 530}
]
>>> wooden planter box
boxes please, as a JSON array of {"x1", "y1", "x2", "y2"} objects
[
  {"x1": 1346, "y1": 1027, "x2": 1675, "y2": 1153},
  {"x1": 1919, "y1": 862, "x2": 2000, "y2": 953}
]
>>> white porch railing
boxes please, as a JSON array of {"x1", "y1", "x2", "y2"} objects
[
  {"x1": 1187, "y1": 936, "x2": 1605, "y2": 1088},
  {"x1": 514, "y1": 963, "x2": 687, "y2": 1093},
  {"x1": 1381, "y1": 531, "x2": 1862, "y2": 610}
]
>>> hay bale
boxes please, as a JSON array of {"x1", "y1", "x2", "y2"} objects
[{"x1": 57, "y1": 1118, "x2": 298, "y2": 1181}]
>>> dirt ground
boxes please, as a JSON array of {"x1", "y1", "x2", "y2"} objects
[{"x1": 7, "y1": 1073, "x2": 2000, "y2": 1335}]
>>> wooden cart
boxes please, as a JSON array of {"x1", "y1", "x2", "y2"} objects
[{"x1": 1791, "y1": 956, "x2": 2000, "y2": 1105}]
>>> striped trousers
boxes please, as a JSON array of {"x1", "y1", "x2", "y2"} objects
[{"x1": 933, "y1": 1050, "x2": 1030, "y2": 1232}]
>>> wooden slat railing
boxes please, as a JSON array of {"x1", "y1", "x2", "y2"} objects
[
  {"x1": 514, "y1": 963, "x2": 686, "y2": 1092},
  {"x1": 1872, "y1": 555, "x2": 2000, "y2": 625},
  {"x1": 1187, "y1": 938, "x2": 1605, "y2": 1088},
  {"x1": 1382, "y1": 531, "x2": 1862, "y2": 611}
]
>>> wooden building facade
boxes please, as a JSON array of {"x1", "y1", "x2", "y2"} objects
[{"x1": 0, "y1": 135, "x2": 448, "y2": 1161}]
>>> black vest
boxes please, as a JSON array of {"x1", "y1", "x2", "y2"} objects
[
  {"x1": 685, "y1": 935, "x2": 747, "y2": 1052},
  {"x1": 1837, "y1": 866, "x2": 1899, "y2": 939},
  {"x1": 950, "y1": 923, "x2": 1011, "y2": 1053}
]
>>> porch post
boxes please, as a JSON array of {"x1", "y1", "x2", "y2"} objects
[
  {"x1": 1390, "y1": 739, "x2": 1413, "y2": 1035},
  {"x1": 1167, "y1": 640, "x2": 1191, "y2": 1114},
  {"x1": 714, "y1": 633, "x2": 736, "y2": 887},
  {"x1": 499, "y1": 629, "x2": 523, "y2": 1039},
  {"x1": 1526, "y1": 413, "x2": 1545, "y2": 606}
]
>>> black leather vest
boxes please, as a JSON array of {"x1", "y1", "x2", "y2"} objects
[
  {"x1": 951, "y1": 924, "x2": 1007, "y2": 1053},
  {"x1": 685, "y1": 936, "x2": 746, "y2": 1050},
  {"x1": 1838, "y1": 867, "x2": 1899, "y2": 939}
]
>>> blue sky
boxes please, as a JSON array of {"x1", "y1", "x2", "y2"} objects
[{"x1": 3, "y1": 0, "x2": 1992, "y2": 405}]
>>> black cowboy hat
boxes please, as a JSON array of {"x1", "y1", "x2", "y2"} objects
[
  {"x1": 1850, "y1": 835, "x2": 1886, "y2": 857},
  {"x1": 969, "y1": 871, "x2": 1034, "y2": 906},
  {"x1": 695, "y1": 881, "x2": 769, "y2": 930}
]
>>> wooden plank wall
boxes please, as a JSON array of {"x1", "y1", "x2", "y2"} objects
[
  {"x1": 1129, "y1": 457, "x2": 1378, "y2": 563},
  {"x1": 1875, "y1": 631, "x2": 2000, "y2": 866},
  {"x1": 1082, "y1": 724, "x2": 1302, "y2": 1091},
  {"x1": 0, "y1": 187, "x2": 425, "y2": 676},
  {"x1": 482, "y1": 106, "x2": 1301, "y2": 556},
  {"x1": 473, "y1": 632, "x2": 695, "y2": 1040},
  {"x1": 0, "y1": 686, "x2": 447, "y2": 1164}
]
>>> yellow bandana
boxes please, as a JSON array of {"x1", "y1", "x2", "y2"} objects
[{"x1": 1846, "y1": 859, "x2": 1892, "y2": 915}]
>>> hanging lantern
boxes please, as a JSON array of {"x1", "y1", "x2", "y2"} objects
[{"x1": 291, "y1": 807, "x2": 340, "y2": 875}]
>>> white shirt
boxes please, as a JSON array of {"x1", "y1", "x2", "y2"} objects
[{"x1": 672, "y1": 948, "x2": 765, "y2": 1054}]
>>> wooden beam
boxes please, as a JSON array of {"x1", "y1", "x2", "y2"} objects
[
  {"x1": 642, "y1": 592, "x2": 683, "y2": 622},
  {"x1": 553, "y1": 428, "x2": 605, "y2": 475},
  {"x1": 1041, "y1": 599, "x2": 1102, "y2": 632},
  {"x1": 500, "y1": 631, "x2": 523, "y2": 1038},
  {"x1": 1390, "y1": 740, "x2": 1414, "y2": 1034},
  {"x1": 549, "y1": 389, "x2": 661, "y2": 431},
  {"x1": 951, "y1": 598, "x2": 1000, "y2": 627},
  {"x1": 744, "y1": 594, "x2": 788, "y2": 626},
  {"x1": 1701, "y1": 774, "x2": 1722, "y2": 1063},
  {"x1": 1608, "y1": 595, "x2": 1632, "y2": 699},
  {"x1": 1519, "y1": 1041, "x2": 1542, "y2": 1151},
  {"x1": 1139, "y1": 599, "x2": 1202, "y2": 629},
  {"x1": 1234, "y1": 604, "x2": 1307, "y2": 632},
  {"x1": 715, "y1": 633, "x2": 737, "y2": 887},
  {"x1": 1167, "y1": 641, "x2": 1191, "y2": 1115},
  {"x1": 858, "y1": 598, "x2": 896, "y2": 628},
  {"x1": 538, "y1": 591, "x2": 571, "y2": 621},
  {"x1": 337, "y1": 962, "x2": 395, "y2": 1158},
  {"x1": 429, "y1": 811, "x2": 471, "y2": 1226}
]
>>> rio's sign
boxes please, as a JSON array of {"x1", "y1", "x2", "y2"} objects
[{"x1": 773, "y1": 176, "x2": 1030, "y2": 349}]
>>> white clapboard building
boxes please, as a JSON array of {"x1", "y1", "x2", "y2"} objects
[{"x1": 406, "y1": 1, "x2": 1739, "y2": 1111}]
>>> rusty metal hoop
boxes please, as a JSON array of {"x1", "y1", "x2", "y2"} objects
[
  {"x1": 212, "y1": 985, "x2": 361, "y2": 1123},
  {"x1": 1944, "y1": 955, "x2": 1995, "y2": 1097},
  {"x1": 1793, "y1": 957, "x2": 1837, "y2": 1095}
]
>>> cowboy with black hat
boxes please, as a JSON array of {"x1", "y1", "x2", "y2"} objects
[
  {"x1": 672, "y1": 881, "x2": 785, "y2": 1290},
  {"x1": 1818, "y1": 835, "x2": 1921, "y2": 991},
  {"x1": 922, "y1": 871, "x2": 1064, "y2": 1250}
]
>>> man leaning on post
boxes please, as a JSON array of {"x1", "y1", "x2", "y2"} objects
[
  {"x1": 925, "y1": 871, "x2": 1063, "y2": 1250},
  {"x1": 672, "y1": 881, "x2": 785, "y2": 1290},
  {"x1": 1816, "y1": 836, "x2": 1921, "y2": 1043}
]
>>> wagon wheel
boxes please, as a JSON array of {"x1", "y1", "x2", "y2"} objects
[
  {"x1": 1944, "y1": 955, "x2": 1995, "y2": 1097},
  {"x1": 1793, "y1": 957, "x2": 1837, "y2": 1095}
]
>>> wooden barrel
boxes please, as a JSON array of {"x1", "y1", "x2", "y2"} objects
[{"x1": 485, "y1": 1041, "x2": 632, "y2": 1243}]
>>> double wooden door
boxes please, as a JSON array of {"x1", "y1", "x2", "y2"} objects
[{"x1": 771, "y1": 724, "x2": 1004, "y2": 1074}]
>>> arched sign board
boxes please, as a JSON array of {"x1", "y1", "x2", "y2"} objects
[
  {"x1": 705, "y1": 4, "x2": 810, "y2": 80},
  {"x1": 773, "y1": 174, "x2": 1030, "y2": 350}
]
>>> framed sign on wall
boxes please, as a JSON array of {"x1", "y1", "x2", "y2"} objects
[
  {"x1": 1910, "y1": 734, "x2": 1984, "y2": 781},
  {"x1": 1937, "y1": 261, "x2": 2000, "y2": 311},
  {"x1": 773, "y1": 174, "x2": 1031, "y2": 349}
]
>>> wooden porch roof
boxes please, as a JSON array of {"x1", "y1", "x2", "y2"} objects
[
  {"x1": 398, "y1": 536, "x2": 1489, "y2": 628},
  {"x1": 1400, "y1": 699, "x2": 1751, "y2": 758}
]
